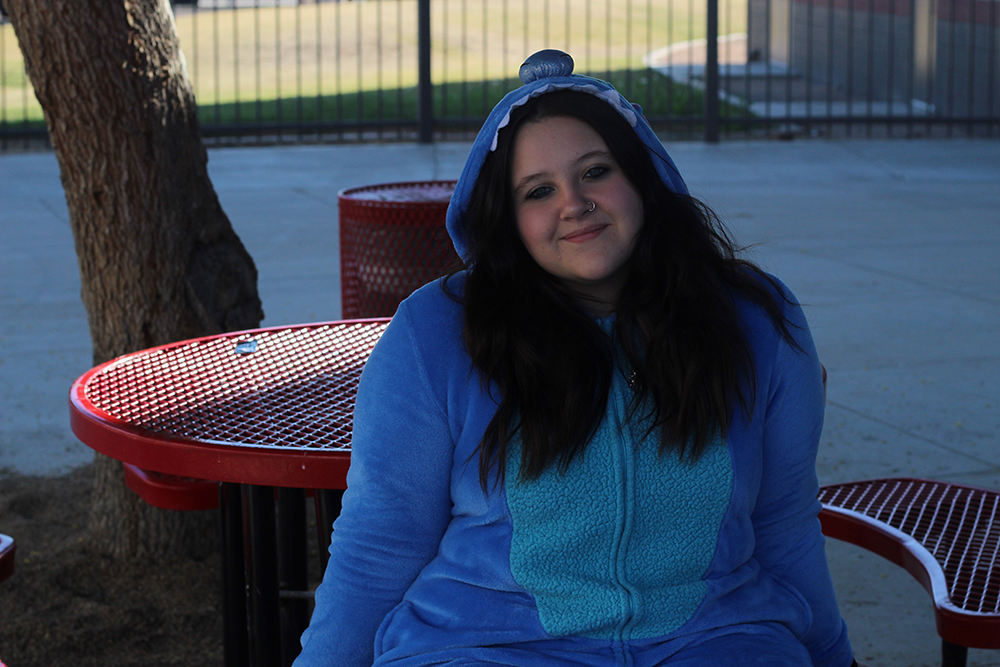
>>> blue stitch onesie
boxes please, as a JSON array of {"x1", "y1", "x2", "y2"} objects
[{"x1": 295, "y1": 53, "x2": 855, "y2": 667}]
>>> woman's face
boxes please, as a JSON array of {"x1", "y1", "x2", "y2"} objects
[{"x1": 509, "y1": 114, "x2": 644, "y2": 314}]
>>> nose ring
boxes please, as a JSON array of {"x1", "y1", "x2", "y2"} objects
[{"x1": 585, "y1": 201, "x2": 596, "y2": 213}]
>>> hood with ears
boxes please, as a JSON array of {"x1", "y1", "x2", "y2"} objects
[{"x1": 445, "y1": 49, "x2": 690, "y2": 262}]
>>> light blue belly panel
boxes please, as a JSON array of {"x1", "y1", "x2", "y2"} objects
[{"x1": 505, "y1": 381, "x2": 733, "y2": 641}]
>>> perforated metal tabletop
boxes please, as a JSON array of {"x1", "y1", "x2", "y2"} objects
[{"x1": 70, "y1": 319, "x2": 390, "y2": 489}]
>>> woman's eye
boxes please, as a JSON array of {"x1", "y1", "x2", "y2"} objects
[
  {"x1": 525, "y1": 186, "x2": 552, "y2": 200},
  {"x1": 585, "y1": 165, "x2": 610, "y2": 179}
]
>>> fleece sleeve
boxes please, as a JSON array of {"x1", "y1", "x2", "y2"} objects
[
  {"x1": 294, "y1": 304, "x2": 456, "y2": 667},
  {"x1": 751, "y1": 297, "x2": 855, "y2": 667}
]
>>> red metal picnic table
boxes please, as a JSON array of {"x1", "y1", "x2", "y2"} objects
[{"x1": 69, "y1": 318, "x2": 390, "y2": 667}]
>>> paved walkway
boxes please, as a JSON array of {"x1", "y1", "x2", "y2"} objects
[
  {"x1": 1, "y1": 138, "x2": 998, "y2": 666},
  {"x1": 646, "y1": 34, "x2": 942, "y2": 132}
]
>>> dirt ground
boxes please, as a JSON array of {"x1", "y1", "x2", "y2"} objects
[{"x1": 0, "y1": 464, "x2": 225, "y2": 667}]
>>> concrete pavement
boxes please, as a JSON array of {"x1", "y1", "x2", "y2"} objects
[{"x1": 2, "y1": 137, "x2": 999, "y2": 665}]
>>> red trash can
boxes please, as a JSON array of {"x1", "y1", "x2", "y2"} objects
[{"x1": 338, "y1": 180, "x2": 460, "y2": 318}]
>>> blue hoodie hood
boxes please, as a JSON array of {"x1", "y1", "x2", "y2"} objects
[{"x1": 445, "y1": 49, "x2": 690, "y2": 262}]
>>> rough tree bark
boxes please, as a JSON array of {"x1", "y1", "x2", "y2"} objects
[{"x1": 7, "y1": 0, "x2": 264, "y2": 559}]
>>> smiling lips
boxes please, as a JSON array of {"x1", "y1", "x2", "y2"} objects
[{"x1": 562, "y1": 223, "x2": 609, "y2": 243}]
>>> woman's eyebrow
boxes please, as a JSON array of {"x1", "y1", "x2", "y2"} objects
[
  {"x1": 578, "y1": 149, "x2": 613, "y2": 163},
  {"x1": 512, "y1": 171, "x2": 551, "y2": 196}
]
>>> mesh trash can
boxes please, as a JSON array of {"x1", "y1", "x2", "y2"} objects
[{"x1": 339, "y1": 180, "x2": 460, "y2": 318}]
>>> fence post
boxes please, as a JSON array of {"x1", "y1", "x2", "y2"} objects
[
  {"x1": 705, "y1": 0, "x2": 720, "y2": 143},
  {"x1": 417, "y1": 0, "x2": 434, "y2": 143}
]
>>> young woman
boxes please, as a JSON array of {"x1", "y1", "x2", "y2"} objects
[{"x1": 295, "y1": 50, "x2": 860, "y2": 667}]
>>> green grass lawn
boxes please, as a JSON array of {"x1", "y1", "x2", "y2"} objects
[
  {"x1": 196, "y1": 69, "x2": 744, "y2": 129},
  {"x1": 0, "y1": 0, "x2": 748, "y2": 131}
]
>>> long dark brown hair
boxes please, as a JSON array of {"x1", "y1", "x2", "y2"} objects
[{"x1": 454, "y1": 90, "x2": 798, "y2": 489}]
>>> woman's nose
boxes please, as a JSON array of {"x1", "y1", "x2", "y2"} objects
[{"x1": 560, "y1": 189, "x2": 592, "y2": 219}]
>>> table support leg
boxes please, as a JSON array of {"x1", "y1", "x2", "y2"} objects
[
  {"x1": 314, "y1": 489, "x2": 343, "y2": 573},
  {"x1": 220, "y1": 482, "x2": 249, "y2": 667},
  {"x1": 277, "y1": 487, "x2": 309, "y2": 667},
  {"x1": 243, "y1": 484, "x2": 281, "y2": 667},
  {"x1": 942, "y1": 641, "x2": 968, "y2": 667}
]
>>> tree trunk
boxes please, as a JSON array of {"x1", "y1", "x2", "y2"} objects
[{"x1": 6, "y1": 0, "x2": 264, "y2": 559}]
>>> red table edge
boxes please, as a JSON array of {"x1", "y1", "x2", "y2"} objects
[
  {"x1": 68, "y1": 318, "x2": 390, "y2": 490},
  {"x1": 818, "y1": 478, "x2": 1000, "y2": 648},
  {"x1": 0, "y1": 533, "x2": 15, "y2": 583}
]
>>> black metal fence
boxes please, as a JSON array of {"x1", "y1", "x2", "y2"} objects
[{"x1": 1, "y1": 0, "x2": 997, "y2": 148}]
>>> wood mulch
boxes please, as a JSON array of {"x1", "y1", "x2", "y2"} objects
[{"x1": 0, "y1": 464, "x2": 224, "y2": 666}]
